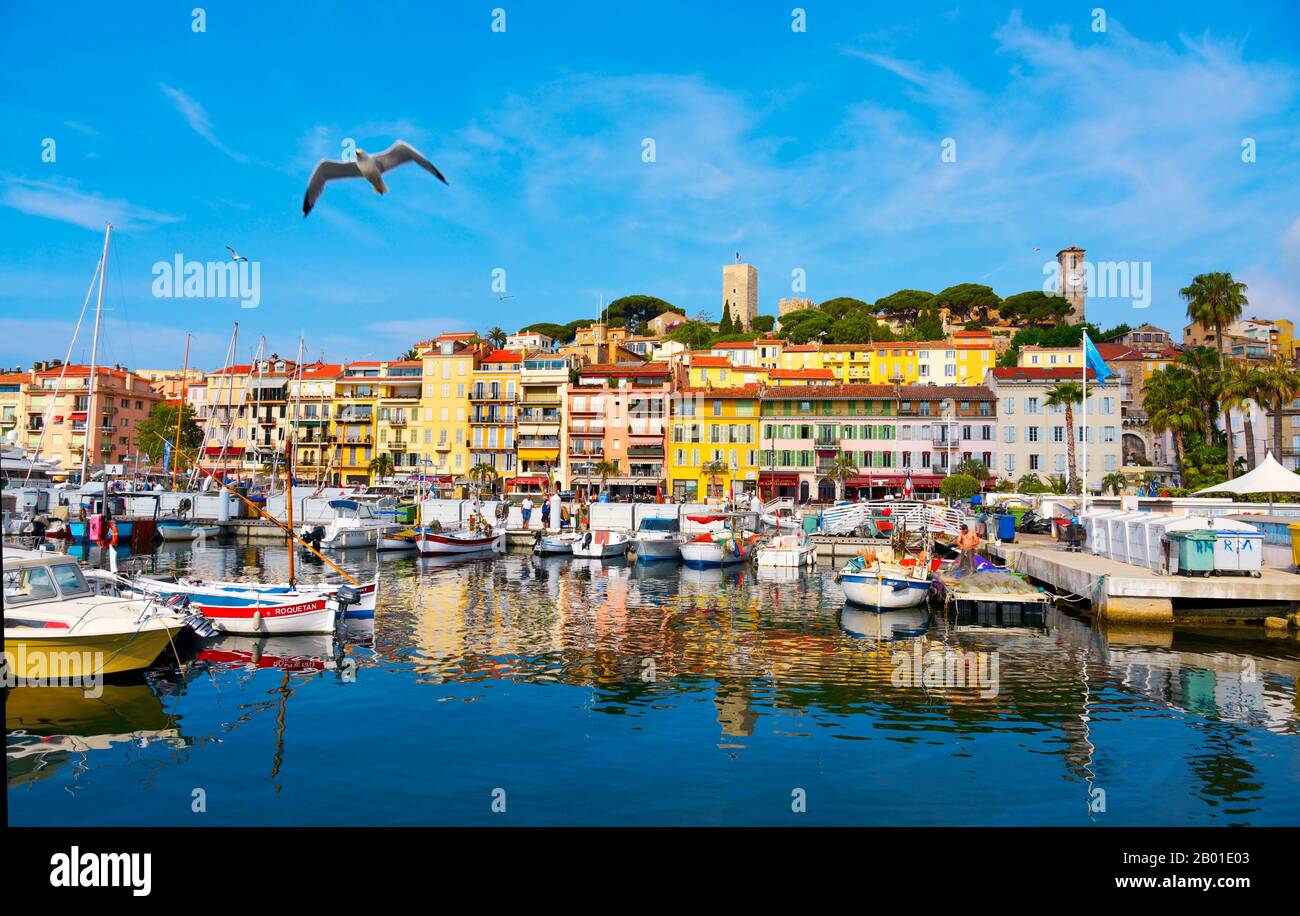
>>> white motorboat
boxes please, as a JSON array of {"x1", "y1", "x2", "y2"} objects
[
  {"x1": 761, "y1": 512, "x2": 803, "y2": 533},
  {"x1": 631, "y1": 516, "x2": 681, "y2": 561},
  {"x1": 312, "y1": 498, "x2": 390, "y2": 549},
  {"x1": 3, "y1": 549, "x2": 201, "y2": 678},
  {"x1": 755, "y1": 532, "x2": 817, "y2": 568},
  {"x1": 533, "y1": 531, "x2": 582, "y2": 556},
  {"x1": 378, "y1": 527, "x2": 419, "y2": 551},
  {"x1": 156, "y1": 519, "x2": 222, "y2": 541},
  {"x1": 414, "y1": 526, "x2": 505, "y2": 556},
  {"x1": 150, "y1": 576, "x2": 380, "y2": 620},
  {"x1": 571, "y1": 529, "x2": 631, "y2": 559},
  {"x1": 836, "y1": 549, "x2": 934, "y2": 609},
  {"x1": 679, "y1": 531, "x2": 762, "y2": 568}
]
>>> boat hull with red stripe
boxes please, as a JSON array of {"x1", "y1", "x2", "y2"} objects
[{"x1": 414, "y1": 528, "x2": 505, "y2": 556}]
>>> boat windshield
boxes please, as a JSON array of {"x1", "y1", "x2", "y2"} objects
[
  {"x1": 638, "y1": 518, "x2": 679, "y2": 533},
  {"x1": 49, "y1": 562, "x2": 91, "y2": 597},
  {"x1": 3, "y1": 566, "x2": 59, "y2": 604}
]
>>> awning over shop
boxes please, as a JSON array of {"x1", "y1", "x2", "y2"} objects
[
  {"x1": 204, "y1": 446, "x2": 245, "y2": 457},
  {"x1": 758, "y1": 472, "x2": 800, "y2": 486},
  {"x1": 845, "y1": 474, "x2": 945, "y2": 487}
]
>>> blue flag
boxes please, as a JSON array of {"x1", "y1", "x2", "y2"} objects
[
  {"x1": 162, "y1": 439, "x2": 173, "y2": 472},
  {"x1": 1083, "y1": 333, "x2": 1114, "y2": 383}
]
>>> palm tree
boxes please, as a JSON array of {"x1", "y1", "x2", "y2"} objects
[
  {"x1": 1144, "y1": 367, "x2": 1203, "y2": 485},
  {"x1": 1218, "y1": 359, "x2": 1264, "y2": 472},
  {"x1": 1183, "y1": 272, "x2": 1247, "y2": 464},
  {"x1": 822, "y1": 453, "x2": 860, "y2": 500},
  {"x1": 1100, "y1": 471, "x2": 1128, "y2": 495},
  {"x1": 1047, "y1": 474, "x2": 1070, "y2": 495},
  {"x1": 469, "y1": 462, "x2": 499, "y2": 496},
  {"x1": 700, "y1": 459, "x2": 730, "y2": 501},
  {"x1": 398, "y1": 346, "x2": 421, "y2": 361},
  {"x1": 1255, "y1": 357, "x2": 1300, "y2": 460},
  {"x1": 1015, "y1": 472, "x2": 1047, "y2": 494},
  {"x1": 486, "y1": 327, "x2": 507, "y2": 349},
  {"x1": 592, "y1": 459, "x2": 619, "y2": 496},
  {"x1": 368, "y1": 452, "x2": 395, "y2": 483},
  {"x1": 1045, "y1": 381, "x2": 1084, "y2": 494}
]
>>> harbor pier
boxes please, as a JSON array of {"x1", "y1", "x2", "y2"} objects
[{"x1": 985, "y1": 535, "x2": 1300, "y2": 626}]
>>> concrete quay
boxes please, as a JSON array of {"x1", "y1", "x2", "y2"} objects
[{"x1": 985, "y1": 535, "x2": 1300, "y2": 626}]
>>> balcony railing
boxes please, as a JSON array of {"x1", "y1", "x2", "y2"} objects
[
  {"x1": 519, "y1": 437, "x2": 561, "y2": 449},
  {"x1": 628, "y1": 445, "x2": 663, "y2": 458},
  {"x1": 336, "y1": 409, "x2": 374, "y2": 422}
]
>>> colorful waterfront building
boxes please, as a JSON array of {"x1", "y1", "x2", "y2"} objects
[
  {"x1": 242, "y1": 355, "x2": 300, "y2": 475},
  {"x1": 333, "y1": 362, "x2": 380, "y2": 485},
  {"x1": 0, "y1": 371, "x2": 27, "y2": 445},
  {"x1": 667, "y1": 384, "x2": 761, "y2": 501},
  {"x1": 867, "y1": 343, "x2": 918, "y2": 384},
  {"x1": 21, "y1": 364, "x2": 162, "y2": 478},
  {"x1": 820, "y1": 343, "x2": 873, "y2": 383},
  {"x1": 569, "y1": 362, "x2": 672, "y2": 498},
  {"x1": 289, "y1": 363, "x2": 343, "y2": 484},
  {"x1": 951, "y1": 330, "x2": 997, "y2": 383},
  {"x1": 194, "y1": 363, "x2": 251, "y2": 476},
  {"x1": 374, "y1": 360, "x2": 423, "y2": 478},
  {"x1": 514, "y1": 352, "x2": 571, "y2": 493},
  {"x1": 987, "y1": 366, "x2": 1122, "y2": 488},
  {"x1": 777, "y1": 344, "x2": 824, "y2": 372},
  {"x1": 893, "y1": 384, "x2": 997, "y2": 481},
  {"x1": 470, "y1": 349, "x2": 521, "y2": 484},
  {"x1": 419, "y1": 332, "x2": 485, "y2": 494},
  {"x1": 686, "y1": 355, "x2": 768, "y2": 388},
  {"x1": 767, "y1": 368, "x2": 836, "y2": 386}
]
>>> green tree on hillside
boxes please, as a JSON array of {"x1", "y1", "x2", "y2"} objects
[
  {"x1": 137, "y1": 402, "x2": 203, "y2": 467},
  {"x1": 874, "y1": 289, "x2": 934, "y2": 324},
  {"x1": 930, "y1": 284, "x2": 1001, "y2": 323}
]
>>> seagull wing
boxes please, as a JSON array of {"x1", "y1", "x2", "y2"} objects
[
  {"x1": 303, "y1": 158, "x2": 364, "y2": 217},
  {"x1": 371, "y1": 140, "x2": 448, "y2": 185}
]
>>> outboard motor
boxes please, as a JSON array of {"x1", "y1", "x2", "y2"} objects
[
  {"x1": 303, "y1": 525, "x2": 325, "y2": 551},
  {"x1": 334, "y1": 584, "x2": 361, "y2": 619}
]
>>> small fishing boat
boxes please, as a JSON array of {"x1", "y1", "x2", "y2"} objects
[
  {"x1": 755, "y1": 532, "x2": 817, "y2": 568},
  {"x1": 156, "y1": 518, "x2": 221, "y2": 541},
  {"x1": 199, "y1": 633, "x2": 337, "y2": 672},
  {"x1": 533, "y1": 531, "x2": 582, "y2": 556},
  {"x1": 679, "y1": 531, "x2": 762, "y2": 568},
  {"x1": 631, "y1": 516, "x2": 681, "y2": 561},
  {"x1": 414, "y1": 526, "x2": 505, "y2": 556},
  {"x1": 571, "y1": 528, "x2": 631, "y2": 559},
  {"x1": 127, "y1": 578, "x2": 340, "y2": 635},
  {"x1": 168, "y1": 577, "x2": 380, "y2": 620},
  {"x1": 3, "y1": 550, "x2": 200, "y2": 677},
  {"x1": 378, "y1": 527, "x2": 420, "y2": 551},
  {"x1": 837, "y1": 548, "x2": 934, "y2": 609},
  {"x1": 840, "y1": 606, "x2": 931, "y2": 641}
]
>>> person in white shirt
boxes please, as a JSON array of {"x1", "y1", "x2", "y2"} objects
[{"x1": 521, "y1": 496, "x2": 534, "y2": 527}]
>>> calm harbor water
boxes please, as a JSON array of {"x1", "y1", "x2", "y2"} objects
[{"x1": 8, "y1": 542, "x2": 1300, "y2": 826}]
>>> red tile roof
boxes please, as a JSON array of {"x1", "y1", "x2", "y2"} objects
[
  {"x1": 768, "y1": 368, "x2": 836, "y2": 380},
  {"x1": 579, "y1": 362, "x2": 671, "y2": 377},
  {"x1": 991, "y1": 366, "x2": 1103, "y2": 381},
  {"x1": 690, "y1": 356, "x2": 733, "y2": 368},
  {"x1": 300, "y1": 364, "x2": 345, "y2": 379},
  {"x1": 763, "y1": 384, "x2": 897, "y2": 399},
  {"x1": 482, "y1": 349, "x2": 522, "y2": 363},
  {"x1": 677, "y1": 384, "x2": 763, "y2": 398},
  {"x1": 712, "y1": 340, "x2": 756, "y2": 349}
]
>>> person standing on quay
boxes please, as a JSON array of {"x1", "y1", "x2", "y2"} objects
[
  {"x1": 521, "y1": 495, "x2": 534, "y2": 528},
  {"x1": 957, "y1": 523, "x2": 981, "y2": 575}
]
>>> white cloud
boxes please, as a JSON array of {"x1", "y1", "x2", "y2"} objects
[
  {"x1": 159, "y1": 84, "x2": 249, "y2": 163},
  {"x1": 0, "y1": 178, "x2": 183, "y2": 232}
]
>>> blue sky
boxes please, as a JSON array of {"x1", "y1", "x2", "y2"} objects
[{"x1": 1, "y1": 0, "x2": 1298, "y2": 370}]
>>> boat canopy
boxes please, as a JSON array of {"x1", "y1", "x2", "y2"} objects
[{"x1": 328, "y1": 499, "x2": 375, "y2": 518}]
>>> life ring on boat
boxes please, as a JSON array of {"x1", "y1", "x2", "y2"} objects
[{"x1": 98, "y1": 520, "x2": 119, "y2": 548}]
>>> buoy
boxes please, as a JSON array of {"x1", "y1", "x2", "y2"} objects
[{"x1": 252, "y1": 611, "x2": 263, "y2": 629}]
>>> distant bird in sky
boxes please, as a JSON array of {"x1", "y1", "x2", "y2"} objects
[
  {"x1": 1032, "y1": 246, "x2": 1041, "y2": 253},
  {"x1": 226, "y1": 245, "x2": 248, "y2": 262},
  {"x1": 302, "y1": 140, "x2": 448, "y2": 217},
  {"x1": 497, "y1": 294, "x2": 513, "y2": 301}
]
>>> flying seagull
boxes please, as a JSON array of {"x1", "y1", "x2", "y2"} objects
[
  {"x1": 226, "y1": 245, "x2": 248, "y2": 262},
  {"x1": 302, "y1": 140, "x2": 448, "y2": 217}
]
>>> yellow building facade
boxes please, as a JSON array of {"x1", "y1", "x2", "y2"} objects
[
  {"x1": 420, "y1": 332, "x2": 483, "y2": 492},
  {"x1": 667, "y1": 385, "x2": 761, "y2": 501}
]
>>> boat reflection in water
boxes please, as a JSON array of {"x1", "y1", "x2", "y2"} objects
[
  {"x1": 6, "y1": 683, "x2": 186, "y2": 789},
  {"x1": 840, "y1": 606, "x2": 931, "y2": 642}
]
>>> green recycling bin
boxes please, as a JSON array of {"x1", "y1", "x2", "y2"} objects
[
  {"x1": 1171, "y1": 530, "x2": 1216, "y2": 576},
  {"x1": 1007, "y1": 505, "x2": 1029, "y2": 526}
]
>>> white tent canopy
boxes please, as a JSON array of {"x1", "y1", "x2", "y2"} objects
[{"x1": 1195, "y1": 451, "x2": 1300, "y2": 495}]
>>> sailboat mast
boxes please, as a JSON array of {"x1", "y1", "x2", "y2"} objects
[
  {"x1": 286, "y1": 433, "x2": 296, "y2": 587},
  {"x1": 172, "y1": 332, "x2": 191, "y2": 491},
  {"x1": 81, "y1": 222, "x2": 112, "y2": 484}
]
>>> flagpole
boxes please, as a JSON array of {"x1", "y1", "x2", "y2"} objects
[{"x1": 1081, "y1": 332, "x2": 1089, "y2": 517}]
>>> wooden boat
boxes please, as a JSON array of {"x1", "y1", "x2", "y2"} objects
[
  {"x1": 169, "y1": 577, "x2": 379, "y2": 620},
  {"x1": 3, "y1": 550, "x2": 193, "y2": 677},
  {"x1": 571, "y1": 529, "x2": 631, "y2": 559},
  {"x1": 126, "y1": 577, "x2": 339, "y2": 635},
  {"x1": 836, "y1": 547, "x2": 935, "y2": 609},
  {"x1": 414, "y1": 526, "x2": 505, "y2": 556}
]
